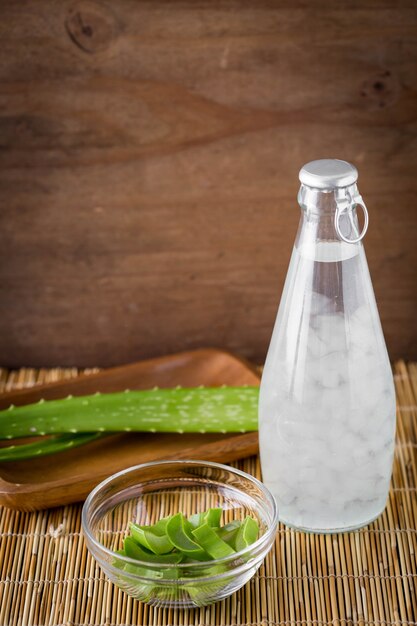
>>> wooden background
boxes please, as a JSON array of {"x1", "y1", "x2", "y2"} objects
[{"x1": 0, "y1": 1, "x2": 416, "y2": 368}]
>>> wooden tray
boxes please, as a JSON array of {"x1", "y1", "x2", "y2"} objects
[{"x1": 0, "y1": 349, "x2": 260, "y2": 510}]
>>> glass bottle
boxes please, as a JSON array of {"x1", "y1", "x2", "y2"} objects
[{"x1": 258, "y1": 159, "x2": 396, "y2": 533}]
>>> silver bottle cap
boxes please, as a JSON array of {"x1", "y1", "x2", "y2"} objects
[{"x1": 299, "y1": 159, "x2": 358, "y2": 189}]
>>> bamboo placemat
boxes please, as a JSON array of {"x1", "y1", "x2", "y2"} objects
[{"x1": 0, "y1": 362, "x2": 416, "y2": 626}]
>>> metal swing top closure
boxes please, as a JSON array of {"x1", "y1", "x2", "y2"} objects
[{"x1": 299, "y1": 158, "x2": 369, "y2": 244}]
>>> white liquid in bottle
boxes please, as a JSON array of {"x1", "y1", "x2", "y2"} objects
[{"x1": 259, "y1": 161, "x2": 396, "y2": 533}]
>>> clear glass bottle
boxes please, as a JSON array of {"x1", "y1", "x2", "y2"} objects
[{"x1": 259, "y1": 159, "x2": 396, "y2": 533}]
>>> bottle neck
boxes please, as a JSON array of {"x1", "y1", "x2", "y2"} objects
[{"x1": 296, "y1": 183, "x2": 361, "y2": 246}]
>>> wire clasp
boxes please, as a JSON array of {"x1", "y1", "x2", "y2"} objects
[{"x1": 335, "y1": 187, "x2": 369, "y2": 244}]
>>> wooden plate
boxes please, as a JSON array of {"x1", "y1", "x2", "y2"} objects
[{"x1": 0, "y1": 349, "x2": 260, "y2": 510}]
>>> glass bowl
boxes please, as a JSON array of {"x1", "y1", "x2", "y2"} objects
[{"x1": 82, "y1": 460, "x2": 278, "y2": 608}]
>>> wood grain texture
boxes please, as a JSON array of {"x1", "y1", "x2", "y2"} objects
[{"x1": 0, "y1": 1, "x2": 416, "y2": 366}]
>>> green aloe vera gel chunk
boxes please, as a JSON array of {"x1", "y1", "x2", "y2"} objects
[
  {"x1": 166, "y1": 513, "x2": 209, "y2": 561},
  {"x1": 188, "y1": 507, "x2": 222, "y2": 529},
  {"x1": 216, "y1": 520, "x2": 242, "y2": 548},
  {"x1": 191, "y1": 522, "x2": 236, "y2": 559},
  {"x1": 129, "y1": 525, "x2": 153, "y2": 551},
  {"x1": 123, "y1": 537, "x2": 181, "y2": 564},
  {"x1": 234, "y1": 516, "x2": 259, "y2": 552},
  {"x1": 146, "y1": 516, "x2": 170, "y2": 534},
  {"x1": 130, "y1": 522, "x2": 174, "y2": 555}
]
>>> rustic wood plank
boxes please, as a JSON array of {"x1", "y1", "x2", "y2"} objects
[{"x1": 0, "y1": 1, "x2": 416, "y2": 366}]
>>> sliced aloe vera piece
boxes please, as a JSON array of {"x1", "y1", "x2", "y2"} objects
[
  {"x1": 166, "y1": 513, "x2": 210, "y2": 561},
  {"x1": 130, "y1": 522, "x2": 174, "y2": 555},
  {"x1": 188, "y1": 507, "x2": 222, "y2": 529},
  {"x1": 123, "y1": 537, "x2": 181, "y2": 564},
  {"x1": 216, "y1": 520, "x2": 242, "y2": 548},
  {"x1": 191, "y1": 522, "x2": 236, "y2": 559},
  {"x1": 145, "y1": 516, "x2": 170, "y2": 534},
  {"x1": 234, "y1": 516, "x2": 259, "y2": 552}
]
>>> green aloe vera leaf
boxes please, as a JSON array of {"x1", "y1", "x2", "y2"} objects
[
  {"x1": 218, "y1": 520, "x2": 242, "y2": 534},
  {"x1": 191, "y1": 522, "x2": 236, "y2": 559},
  {"x1": 188, "y1": 513, "x2": 204, "y2": 529},
  {"x1": 119, "y1": 538, "x2": 181, "y2": 597},
  {"x1": 113, "y1": 546, "x2": 159, "y2": 602},
  {"x1": 0, "y1": 432, "x2": 102, "y2": 462},
  {"x1": 130, "y1": 523, "x2": 174, "y2": 555},
  {"x1": 0, "y1": 387, "x2": 259, "y2": 442},
  {"x1": 234, "y1": 516, "x2": 259, "y2": 552},
  {"x1": 112, "y1": 548, "x2": 128, "y2": 571},
  {"x1": 129, "y1": 525, "x2": 153, "y2": 551},
  {"x1": 113, "y1": 548, "x2": 154, "y2": 579},
  {"x1": 205, "y1": 507, "x2": 222, "y2": 527},
  {"x1": 123, "y1": 536, "x2": 151, "y2": 560},
  {"x1": 135, "y1": 515, "x2": 170, "y2": 537},
  {"x1": 216, "y1": 520, "x2": 242, "y2": 548},
  {"x1": 166, "y1": 513, "x2": 210, "y2": 561},
  {"x1": 185, "y1": 563, "x2": 231, "y2": 605},
  {"x1": 144, "y1": 516, "x2": 170, "y2": 534},
  {"x1": 161, "y1": 566, "x2": 180, "y2": 581},
  {"x1": 123, "y1": 537, "x2": 181, "y2": 564},
  {"x1": 188, "y1": 507, "x2": 223, "y2": 529},
  {"x1": 124, "y1": 575, "x2": 155, "y2": 602}
]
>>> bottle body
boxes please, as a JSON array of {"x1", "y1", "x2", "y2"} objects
[{"x1": 259, "y1": 180, "x2": 396, "y2": 533}]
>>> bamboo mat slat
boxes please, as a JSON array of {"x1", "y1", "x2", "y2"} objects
[{"x1": 0, "y1": 362, "x2": 416, "y2": 626}]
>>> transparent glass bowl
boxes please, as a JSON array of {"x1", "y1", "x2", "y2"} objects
[{"x1": 82, "y1": 460, "x2": 278, "y2": 608}]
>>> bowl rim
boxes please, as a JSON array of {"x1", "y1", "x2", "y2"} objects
[{"x1": 82, "y1": 459, "x2": 278, "y2": 569}]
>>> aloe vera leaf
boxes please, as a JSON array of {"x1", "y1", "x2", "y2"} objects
[
  {"x1": 113, "y1": 546, "x2": 158, "y2": 602},
  {"x1": 130, "y1": 523, "x2": 174, "y2": 555},
  {"x1": 234, "y1": 516, "x2": 259, "y2": 551},
  {"x1": 145, "y1": 516, "x2": 170, "y2": 534},
  {"x1": 166, "y1": 513, "x2": 210, "y2": 561},
  {"x1": 123, "y1": 537, "x2": 181, "y2": 564},
  {"x1": 216, "y1": 520, "x2": 242, "y2": 548},
  {"x1": 135, "y1": 516, "x2": 170, "y2": 536},
  {"x1": 191, "y1": 523, "x2": 236, "y2": 559},
  {"x1": 112, "y1": 548, "x2": 128, "y2": 571},
  {"x1": 0, "y1": 386, "x2": 259, "y2": 441},
  {"x1": 0, "y1": 432, "x2": 101, "y2": 461},
  {"x1": 218, "y1": 520, "x2": 242, "y2": 533},
  {"x1": 185, "y1": 563, "x2": 231, "y2": 605},
  {"x1": 129, "y1": 525, "x2": 153, "y2": 551},
  {"x1": 189, "y1": 507, "x2": 222, "y2": 529}
]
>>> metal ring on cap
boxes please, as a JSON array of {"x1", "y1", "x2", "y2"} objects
[{"x1": 335, "y1": 198, "x2": 369, "y2": 244}]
